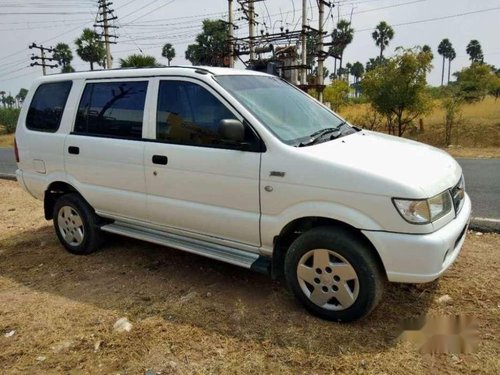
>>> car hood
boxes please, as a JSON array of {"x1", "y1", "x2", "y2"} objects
[{"x1": 298, "y1": 130, "x2": 462, "y2": 198}]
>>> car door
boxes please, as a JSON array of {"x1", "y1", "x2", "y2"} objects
[
  {"x1": 64, "y1": 79, "x2": 150, "y2": 222},
  {"x1": 144, "y1": 77, "x2": 262, "y2": 248}
]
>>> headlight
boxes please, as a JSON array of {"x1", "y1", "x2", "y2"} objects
[{"x1": 393, "y1": 191, "x2": 452, "y2": 224}]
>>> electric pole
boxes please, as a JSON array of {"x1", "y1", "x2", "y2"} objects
[
  {"x1": 317, "y1": 0, "x2": 325, "y2": 102},
  {"x1": 301, "y1": 0, "x2": 308, "y2": 85},
  {"x1": 29, "y1": 43, "x2": 58, "y2": 75},
  {"x1": 228, "y1": 0, "x2": 235, "y2": 68},
  {"x1": 248, "y1": 0, "x2": 256, "y2": 61},
  {"x1": 94, "y1": 0, "x2": 118, "y2": 69}
]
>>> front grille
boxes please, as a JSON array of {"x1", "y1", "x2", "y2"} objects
[{"x1": 450, "y1": 175, "x2": 465, "y2": 215}]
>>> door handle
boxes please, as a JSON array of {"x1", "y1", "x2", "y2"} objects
[
  {"x1": 152, "y1": 155, "x2": 168, "y2": 165},
  {"x1": 68, "y1": 146, "x2": 79, "y2": 155}
]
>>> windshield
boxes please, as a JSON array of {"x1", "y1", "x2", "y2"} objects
[{"x1": 215, "y1": 75, "x2": 350, "y2": 145}]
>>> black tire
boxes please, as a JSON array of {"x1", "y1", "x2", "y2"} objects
[
  {"x1": 53, "y1": 193, "x2": 103, "y2": 255},
  {"x1": 284, "y1": 226, "x2": 384, "y2": 322}
]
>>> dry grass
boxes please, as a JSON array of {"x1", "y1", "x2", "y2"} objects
[
  {"x1": 0, "y1": 133, "x2": 14, "y2": 148},
  {"x1": 339, "y1": 96, "x2": 500, "y2": 154},
  {"x1": 0, "y1": 180, "x2": 499, "y2": 374}
]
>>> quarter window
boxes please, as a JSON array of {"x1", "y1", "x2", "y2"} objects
[
  {"x1": 75, "y1": 81, "x2": 147, "y2": 139},
  {"x1": 157, "y1": 81, "x2": 238, "y2": 147},
  {"x1": 26, "y1": 81, "x2": 72, "y2": 132}
]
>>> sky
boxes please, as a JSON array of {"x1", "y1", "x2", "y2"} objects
[{"x1": 1, "y1": 0, "x2": 499, "y2": 96}]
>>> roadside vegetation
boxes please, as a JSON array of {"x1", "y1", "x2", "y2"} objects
[{"x1": 1, "y1": 20, "x2": 499, "y2": 157}]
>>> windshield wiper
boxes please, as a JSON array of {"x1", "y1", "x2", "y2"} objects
[{"x1": 297, "y1": 122, "x2": 348, "y2": 147}]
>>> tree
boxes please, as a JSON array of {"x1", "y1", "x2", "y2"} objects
[
  {"x1": 489, "y1": 73, "x2": 500, "y2": 100},
  {"x1": 330, "y1": 19, "x2": 354, "y2": 72},
  {"x1": 362, "y1": 47, "x2": 433, "y2": 136},
  {"x1": 441, "y1": 87, "x2": 463, "y2": 146},
  {"x1": 119, "y1": 54, "x2": 161, "y2": 68},
  {"x1": 185, "y1": 19, "x2": 229, "y2": 66},
  {"x1": 422, "y1": 45, "x2": 433, "y2": 60},
  {"x1": 350, "y1": 61, "x2": 365, "y2": 97},
  {"x1": 53, "y1": 43, "x2": 74, "y2": 73},
  {"x1": 438, "y1": 39, "x2": 452, "y2": 86},
  {"x1": 372, "y1": 21, "x2": 394, "y2": 59},
  {"x1": 365, "y1": 56, "x2": 385, "y2": 72},
  {"x1": 0, "y1": 91, "x2": 5, "y2": 108},
  {"x1": 466, "y1": 40, "x2": 484, "y2": 63},
  {"x1": 4, "y1": 95, "x2": 15, "y2": 109},
  {"x1": 75, "y1": 28, "x2": 106, "y2": 70},
  {"x1": 161, "y1": 43, "x2": 176, "y2": 66},
  {"x1": 447, "y1": 47, "x2": 456, "y2": 84},
  {"x1": 453, "y1": 63, "x2": 494, "y2": 103},
  {"x1": 15, "y1": 88, "x2": 28, "y2": 107}
]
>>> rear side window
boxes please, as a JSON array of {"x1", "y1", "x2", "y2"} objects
[
  {"x1": 75, "y1": 81, "x2": 147, "y2": 139},
  {"x1": 26, "y1": 81, "x2": 72, "y2": 132}
]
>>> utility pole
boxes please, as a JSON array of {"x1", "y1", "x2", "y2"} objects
[
  {"x1": 301, "y1": 0, "x2": 308, "y2": 85},
  {"x1": 248, "y1": 0, "x2": 256, "y2": 62},
  {"x1": 317, "y1": 0, "x2": 325, "y2": 102},
  {"x1": 228, "y1": 0, "x2": 235, "y2": 68},
  {"x1": 29, "y1": 43, "x2": 58, "y2": 75},
  {"x1": 95, "y1": 0, "x2": 118, "y2": 69}
]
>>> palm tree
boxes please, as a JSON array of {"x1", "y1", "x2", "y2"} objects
[
  {"x1": 422, "y1": 44, "x2": 434, "y2": 60},
  {"x1": 119, "y1": 54, "x2": 160, "y2": 68},
  {"x1": 350, "y1": 61, "x2": 364, "y2": 97},
  {"x1": 447, "y1": 48, "x2": 456, "y2": 84},
  {"x1": 372, "y1": 21, "x2": 394, "y2": 59},
  {"x1": 161, "y1": 43, "x2": 176, "y2": 66},
  {"x1": 0, "y1": 91, "x2": 5, "y2": 108},
  {"x1": 75, "y1": 28, "x2": 106, "y2": 70},
  {"x1": 330, "y1": 19, "x2": 354, "y2": 72},
  {"x1": 438, "y1": 39, "x2": 452, "y2": 86},
  {"x1": 466, "y1": 40, "x2": 484, "y2": 63},
  {"x1": 53, "y1": 43, "x2": 74, "y2": 73}
]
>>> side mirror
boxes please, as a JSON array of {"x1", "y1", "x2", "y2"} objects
[{"x1": 218, "y1": 119, "x2": 245, "y2": 143}]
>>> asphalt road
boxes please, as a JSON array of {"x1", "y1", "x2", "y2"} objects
[{"x1": 0, "y1": 147, "x2": 498, "y2": 219}]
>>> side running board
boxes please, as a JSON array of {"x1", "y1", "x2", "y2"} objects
[{"x1": 100, "y1": 222, "x2": 269, "y2": 272}]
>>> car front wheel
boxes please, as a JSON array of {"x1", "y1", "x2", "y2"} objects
[{"x1": 284, "y1": 226, "x2": 384, "y2": 322}]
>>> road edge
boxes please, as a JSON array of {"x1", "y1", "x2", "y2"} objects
[
  {"x1": 469, "y1": 217, "x2": 500, "y2": 233},
  {"x1": 0, "y1": 173, "x2": 16, "y2": 181}
]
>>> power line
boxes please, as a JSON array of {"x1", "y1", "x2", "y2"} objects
[{"x1": 355, "y1": 6, "x2": 500, "y2": 33}]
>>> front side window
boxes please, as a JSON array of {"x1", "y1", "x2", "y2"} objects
[
  {"x1": 26, "y1": 81, "x2": 72, "y2": 132},
  {"x1": 157, "y1": 80, "x2": 241, "y2": 147},
  {"x1": 215, "y1": 75, "x2": 354, "y2": 146},
  {"x1": 75, "y1": 81, "x2": 147, "y2": 139}
]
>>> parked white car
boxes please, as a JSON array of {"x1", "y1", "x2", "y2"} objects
[{"x1": 15, "y1": 67, "x2": 470, "y2": 321}]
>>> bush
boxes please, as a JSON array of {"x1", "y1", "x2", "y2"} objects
[
  {"x1": 0, "y1": 108, "x2": 21, "y2": 133},
  {"x1": 323, "y1": 80, "x2": 350, "y2": 111}
]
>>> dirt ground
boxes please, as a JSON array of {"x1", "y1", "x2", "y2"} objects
[{"x1": 0, "y1": 180, "x2": 499, "y2": 374}]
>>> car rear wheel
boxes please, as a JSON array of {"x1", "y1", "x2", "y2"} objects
[
  {"x1": 284, "y1": 226, "x2": 384, "y2": 322},
  {"x1": 53, "y1": 193, "x2": 103, "y2": 255}
]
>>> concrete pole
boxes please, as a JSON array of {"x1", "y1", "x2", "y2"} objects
[
  {"x1": 248, "y1": 0, "x2": 256, "y2": 61},
  {"x1": 228, "y1": 0, "x2": 234, "y2": 68},
  {"x1": 41, "y1": 47, "x2": 46, "y2": 76},
  {"x1": 317, "y1": 0, "x2": 325, "y2": 102},
  {"x1": 102, "y1": 1, "x2": 112, "y2": 69},
  {"x1": 301, "y1": 0, "x2": 307, "y2": 85}
]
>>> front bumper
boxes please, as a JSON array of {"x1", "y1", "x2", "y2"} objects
[{"x1": 363, "y1": 193, "x2": 471, "y2": 283}]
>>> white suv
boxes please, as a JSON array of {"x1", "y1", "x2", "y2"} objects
[{"x1": 15, "y1": 67, "x2": 470, "y2": 321}]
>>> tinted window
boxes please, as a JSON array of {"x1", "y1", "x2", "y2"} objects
[
  {"x1": 157, "y1": 81, "x2": 238, "y2": 146},
  {"x1": 75, "y1": 81, "x2": 147, "y2": 139},
  {"x1": 26, "y1": 81, "x2": 72, "y2": 132}
]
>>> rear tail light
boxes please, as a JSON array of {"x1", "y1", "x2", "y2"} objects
[{"x1": 14, "y1": 137, "x2": 20, "y2": 163}]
